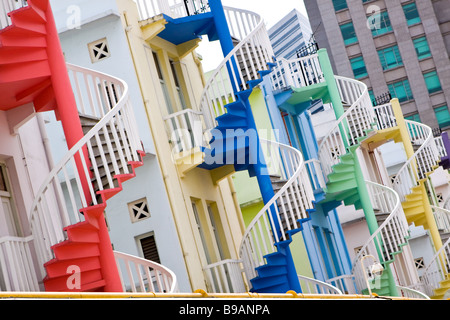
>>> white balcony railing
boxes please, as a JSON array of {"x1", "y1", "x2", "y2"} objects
[
  {"x1": 135, "y1": 0, "x2": 210, "y2": 21},
  {"x1": 114, "y1": 251, "x2": 178, "y2": 293},
  {"x1": 431, "y1": 205, "x2": 450, "y2": 234},
  {"x1": 270, "y1": 54, "x2": 324, "y2": 92},
  {"x1": 203, "y1": 259, "x2": 247, "y2": 293},
  {"x1": 434, "y1": 135, "x2": 447, "y2": 158},
  {"x1": 163, "y1": 109, "x2": 207, "y2": 155},
  {"x1": 373, "y1": 102, "x2": 397, "y2": 130},
  {"x1": 0, "y1": 236, "x2": 40, "y2": 292}
]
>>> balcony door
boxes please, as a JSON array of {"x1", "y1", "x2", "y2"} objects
[{"x1": 0, "y1": 163, "x2": 20, "y2": 237}]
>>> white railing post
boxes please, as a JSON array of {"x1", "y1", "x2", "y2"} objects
[
  {"x1": 203, "y1": 259, "x2": 247, "y2": 293},
  {"x1": 0, "y1": 236, "x2": 40, "y2": 292}
]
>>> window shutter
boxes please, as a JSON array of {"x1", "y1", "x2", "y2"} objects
[{"x1": 140, "y1": 235, "x2": 161, "y2": 264}]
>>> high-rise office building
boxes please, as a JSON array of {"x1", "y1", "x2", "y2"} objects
[
  {"x1": 268, "y1": 9, "x2": 313, "y2": 60},
  {"x1": 304, "y1": 0, "x2": 450, "y2": 129}
]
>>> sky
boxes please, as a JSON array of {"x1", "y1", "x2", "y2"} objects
[{"x1": 196, "y1": 0, "x2": 308, "y2": 72}]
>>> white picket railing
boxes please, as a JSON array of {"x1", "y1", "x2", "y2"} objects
[
  {"x1": 351, "y1": 181, "x2": 410, "y2": 293},
  {"x1": 431, "y1": 205, "x2": 450, "y2": 234},
  {"x1": 391, "y1": 120, "x2": 440, "y2": 202},
  {"x1": 29, "y1": 63, "x2": 142, "y2": 273},
  {"x1": 421, "y1": 237, "x2": 450, "y2": 298},
  {"x1": 0, "y1": 0, "x2": 27, "y2": 29},
  {"x1": 203, "y1": 259, "x2": 246, "y2": 293},
  {"x1": 434, "y1": 135, "x2": 446, "y2": 158},
  {"x1": 397, "y1": 285, "x2": 430, "y2": 299},
  {"x1": 135, "y1": 0, "x2": 210, "y2": 20},
  {"x1": 239, "y1": 139, "x2": 315, "y2": 284},
  {"x1": 114, "y1": 251, "x2": 178, "y2": 293},
  {"x1": 317, "y1": 76, "x2": 375, "y2": 178},
  {"x1": 298, "y1": 274, "x2": 342, "y2": 295},
  {"x1": 163, "y1": 109, "x2": 207, "y2": 154},
  {"x1": 0, "y1": 236, "x2": 40, "y2": 292},
  {"x1": 270, "y1": 54, "x2": 324, "y2": 92},
  {"x1": 373, "y1": 102, "x2": 397, "y2": 130}
]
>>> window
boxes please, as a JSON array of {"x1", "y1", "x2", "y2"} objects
[
  {"x1": 378, "y1": 45, "x2": 403, "y2": 70},
  {"x1": 332, "y1": 0, "x2": 347, "y2": 11},
  {"x1": 88, "y1": 38, "x2": 111, "y2": 63},
  {"x1": 388, "y1": 79, "x2": 413, "y2": 102},
  {"x1": 340, "y1": 22, "x2": 358, "y2": 46},
  {"x1": 434, "y1": 106, "x2": 450, "y2": 129},
  {"x1": 350, "y1": 56, "x2": 368, "y2": 79},
  {"x1": 424, "y1": 71, "x2": 442, "y2": 94},
  {"x1": 128, "y1": 198, "x2": 151, "y2": 223},
  {"x1": 413, "y1": 37, "x2": 431, "y2": 60},
  {"x1": 192, "y1": 201, "x2": 212, "y2": 264},
  {"x1": 371, "y1": 11, "x2": 392, "y2": 37},
  {"x1": 405, "y1": 113, "x2": 421, "y2": 123},
  {"x1": 170, "y1": 61, "x2": 187, "y2": 109},
  {"x1": 403, "y1": 2, "x2": 421, "y2": 26},
  {"x1": 368, "y1": 89, "x2": 375, "y2": 104},
  {"x1": 139, "y1": 234, "x2": 161, "y2": 264}
]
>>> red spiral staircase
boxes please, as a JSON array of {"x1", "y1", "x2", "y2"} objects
[{"x1": 0, "y1": 0, "x2": 146, "y2": 292}]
